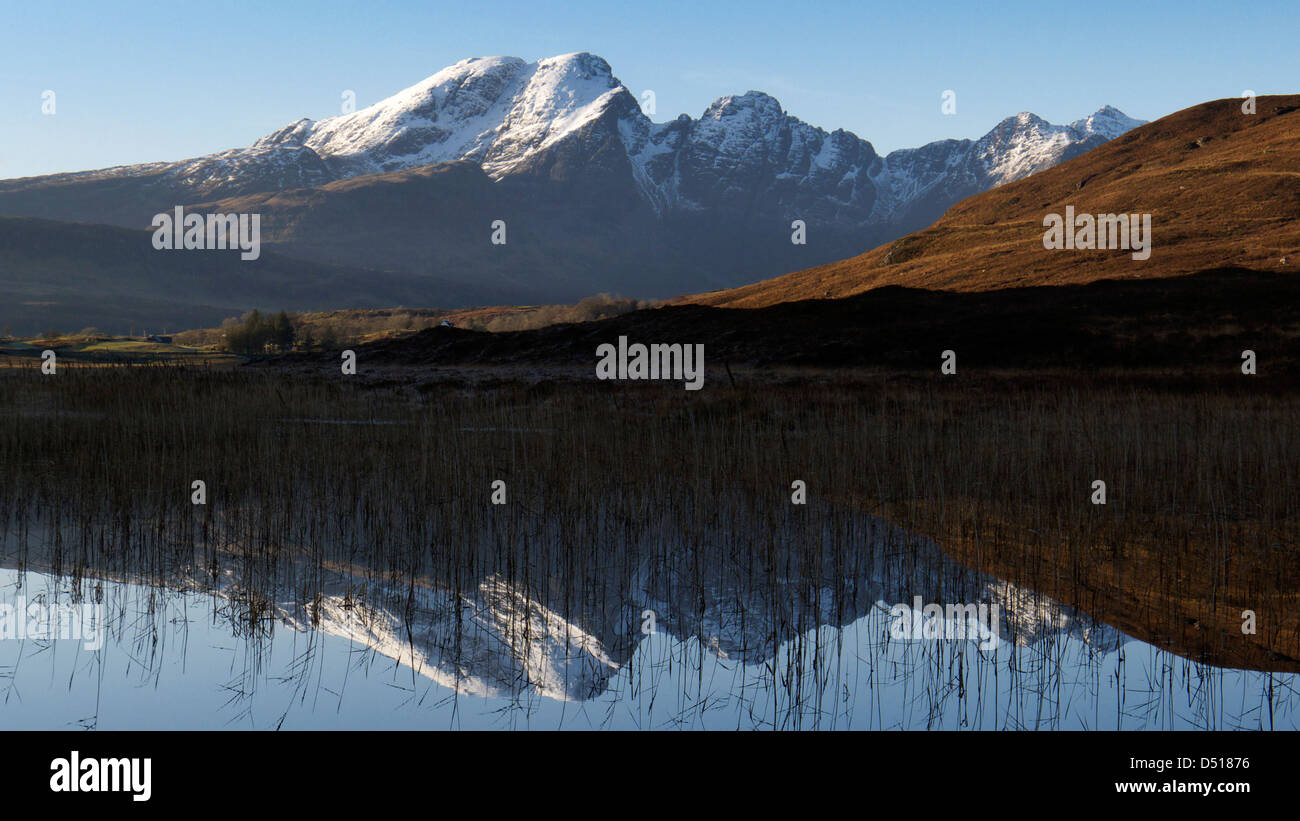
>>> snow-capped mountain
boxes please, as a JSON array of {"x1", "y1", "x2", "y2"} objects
[
  {"x1": 1071, "y1": 104, "x2": 1146, "y2": 140},
  {"x1": 0, "y1": 52, "x2": 1144, "y2": 307},
  {"x1": 866, "y1": 107, "x2": 1143, "y2": 231},
  {"x1": 256, "y1": 53, "x2": 636, "y2": 180},
  {"x1": 0, "y1": 52, "x2": 1141, "y2": 228},
  {"x1": 231, "y1": 52, "x2": 1143, "y2": 230}
]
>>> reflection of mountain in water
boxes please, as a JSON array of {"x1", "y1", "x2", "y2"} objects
[{"x1": 101, "y1": 511, "x2": 1116, "y2": 703}]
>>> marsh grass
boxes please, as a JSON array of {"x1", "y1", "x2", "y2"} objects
[{"x1": 0, "y1": 362, "x2": 1296, "y2": 683}]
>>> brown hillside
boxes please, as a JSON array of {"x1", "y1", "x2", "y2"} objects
[{"x1": 679, "y1": 95, "x2": 1300, "y2": 308}]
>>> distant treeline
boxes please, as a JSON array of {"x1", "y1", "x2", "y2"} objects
[
  {"x1": 171, "y1": 294, "x2": 658, "y2": 351},
  {"x1": 178, "y1": 309, "x2": 355, "y2": 352},
  {"x1": 220, "y1": 310, "x2": 297, "y2": 354}
]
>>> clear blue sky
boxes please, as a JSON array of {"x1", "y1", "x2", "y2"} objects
[{"x1": 2, "y1": 0, "x2": 1296, "y2": 179}]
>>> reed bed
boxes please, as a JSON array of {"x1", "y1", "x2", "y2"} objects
[{"x1": 0, "y1": 361, "x2": 1296, "y2": 685}]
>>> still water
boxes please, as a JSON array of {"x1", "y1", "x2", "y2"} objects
[{"x1": 1, "y1": 561, "x2": 1292, "y2": 730}]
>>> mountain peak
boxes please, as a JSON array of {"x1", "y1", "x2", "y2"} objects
[
  {"x1": 704, "y1": 91, "x2": 785, "y2": 117},
  {"x1": 256, "y1": 52, "x2": 631, "y2": 179},
  {"x1": 536, "y1": 51, "x2": 614, "y2": 76},
  {"x1": 1008, "y1": 111, "x2": 1051, "y2": 129},
  {"x1": 1071, "y1": 105, "x2": 1143, "y2": 139},
  {"x1": 971, "y1": 107, "x2": 1141, "y2": 186}
]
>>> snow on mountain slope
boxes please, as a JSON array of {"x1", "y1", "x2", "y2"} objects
[
  {"x1": 865, "y1": 105, "x2": 1145, "y2": 225},
  {"x1": 0, "y1": 50, "x2": 1145, "y2": 243},
  {"x1": 257, "y1": 53, "x2": 635, "y2": 179},
  {"x1": 1071, "y1": 104, "x2": 1146, "y2": 139},
  {"x1": 977, "y1": 111, "x2": 1082, "y2": 184},
  {"x1": 627, "y1": 91, "x2": 882, "y2": 223}
]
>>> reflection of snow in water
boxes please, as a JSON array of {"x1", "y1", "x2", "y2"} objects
[
  {"x1": 276, "y1": 576, "x2": 619, "y2": 702},
  {"x1": 150, "y1": 512, "x2": 1120, "y2": 705},
  {"x1": 0, "y1": 564, "x2": 1291, "y2": 731},
  {"x1": 632, "y1": 514, "x2": 1122, "y2": 672},
  {"x1": 2, "y1": 504, "x2": 1290, "y2": 730}
]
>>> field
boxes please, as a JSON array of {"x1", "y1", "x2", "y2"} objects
[{"x1": 1, "y1": 335, "x2": 238, "y2": 366}]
